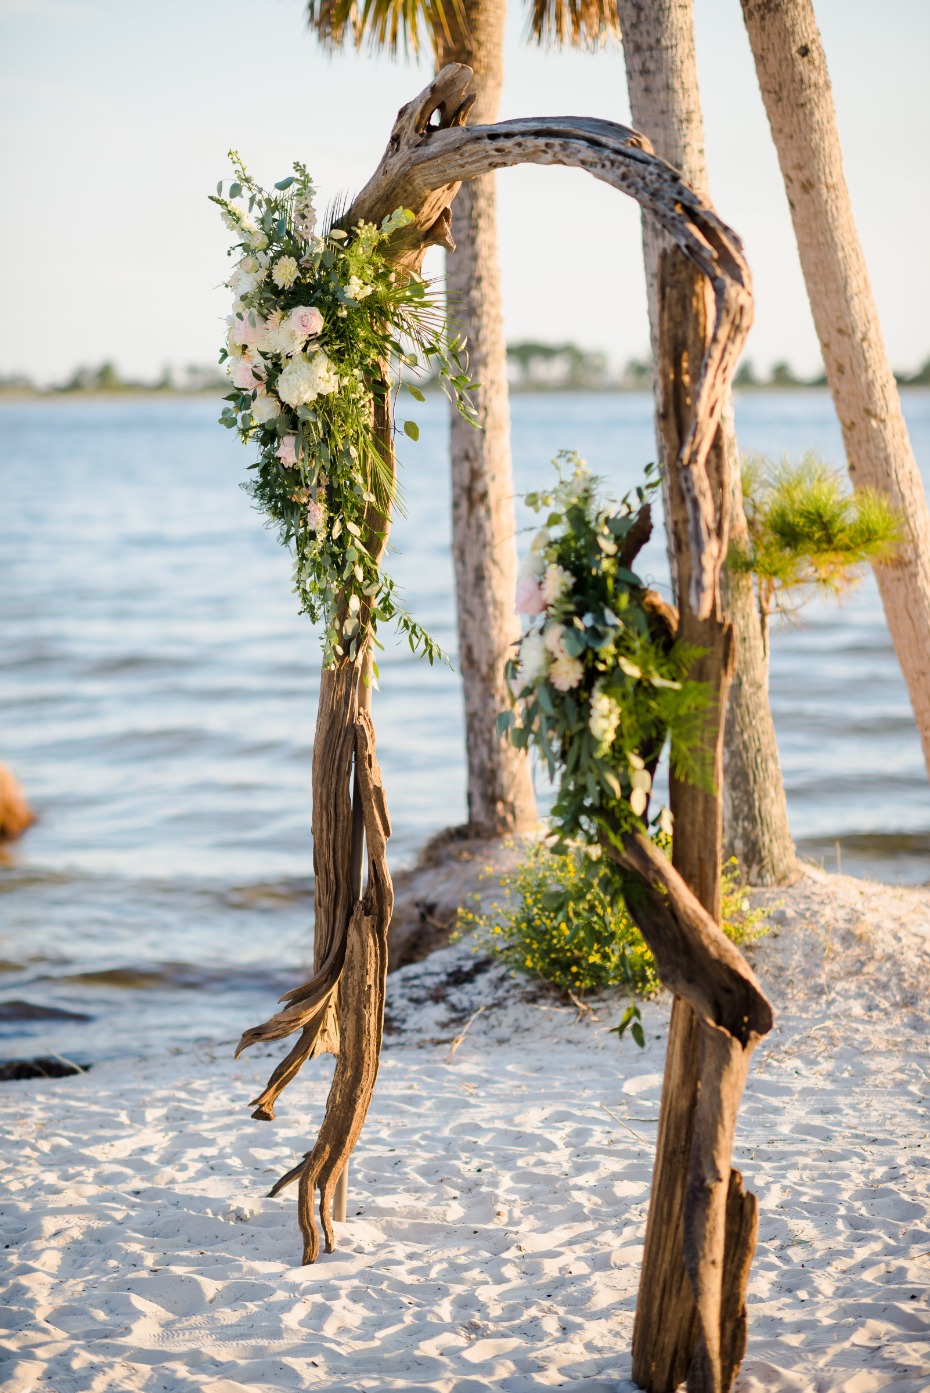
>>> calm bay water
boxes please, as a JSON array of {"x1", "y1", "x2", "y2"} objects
[{"x1": 2, "y1": 390, "x2": 928, "y2": 1063}]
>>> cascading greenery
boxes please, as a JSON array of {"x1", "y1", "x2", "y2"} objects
[
  {"x1": 491, "y1": 454, "x2": 762, "y2": 1042},
  {"x1": 501, "y1": 453, "x2": 711, "y2": 853},
  {"x1": 212, "y1": 153, "x2": 476, "y2": 666}
]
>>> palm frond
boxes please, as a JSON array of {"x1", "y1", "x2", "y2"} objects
[
  {"x1": 306, "y1": 0, "x2": 464, "y2": 58},
  {"x1": 528, "y1": 0, "x2": 620, "y2": 50}
]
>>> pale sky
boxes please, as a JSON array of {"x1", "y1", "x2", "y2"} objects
[{"x1": 2, "y1": 0, "x2": 928, "y2": 385}]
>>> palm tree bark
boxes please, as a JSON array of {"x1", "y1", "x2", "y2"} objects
[
  {"x1": 437, "y1": 0, "x2": 537, "y2": 836},
  {"x1": 741, "y1": 0, "x2": 930, "y2": 780},
  {"x1": 617, "y1": 0, "x2": 796, "y2": 886}
]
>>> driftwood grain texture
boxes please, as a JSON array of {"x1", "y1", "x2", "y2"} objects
[
  {"x1": 614, "y1": 252, "x2": 774, "y2": 1393},
  {"x1": 267, "y1": 709, "x2": 394, "y2": 1263}
]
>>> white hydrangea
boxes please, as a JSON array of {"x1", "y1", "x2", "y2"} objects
[
  {"x1": 518, "y1": 630, "x2": 549, "y2": 686},
  {"x1": 588, "y1": 685, "x2": 622, "y2": 751},
  {"x1": 276, "y1": 351, "x2": 340, "y2": 408},
  {"x1": 549, "y1": 654, "x2": 584, "y2": 692},
  {"x1": 541, "y1": 563, "x2": 572, "y2": 605}
]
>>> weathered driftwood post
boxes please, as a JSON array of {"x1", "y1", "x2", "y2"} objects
[
  {"x1": 235, "y1": 76, "x2": 772, "y2": 1386},
  {"x1": 607, "y1": 249, "x2": 775, "y2": 1393}
]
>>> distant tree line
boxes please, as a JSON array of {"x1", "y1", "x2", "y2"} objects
[
  {"x1": 0, "y1": 362, "x2": 228, "y2": 396},
  {"x1": 504, "y1": 343, "x2": 930, "y2": 392},
  {"x1": 1, "y1": 351, "x2": 929, "y2": 397}
]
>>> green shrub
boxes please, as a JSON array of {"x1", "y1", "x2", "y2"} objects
[{"x1": 460, "y1": 839, "x2": 769, "y2": 1005}]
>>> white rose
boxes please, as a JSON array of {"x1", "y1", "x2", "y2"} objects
[{"x1": 250, "y1": 392, "x2": 281, "y2": 425}]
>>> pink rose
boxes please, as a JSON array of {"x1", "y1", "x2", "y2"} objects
[
  {"x1": 515, "y1": 575, "x2": 547, "y2": 615},
  {"x1": 287, "y1": 305, "x2": 324, "y2": 343},
  {"x1": 230, "y1": 313, "x2": 266, "y2": 348},
  {"x1": 230, "y1": 356, "x2": 265, "y2": 391},
  {"x1": 276, "y1": 435, "x2": 298, "y2": 468}
]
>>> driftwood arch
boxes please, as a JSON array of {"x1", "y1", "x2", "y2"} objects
[{"x1": 236, "y1": 64, "x2": 772, "y2": 1393}]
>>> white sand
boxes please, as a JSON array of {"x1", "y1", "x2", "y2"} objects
[{"x1": 2, "y1": 866, "x2": 929, "y2": 1392}]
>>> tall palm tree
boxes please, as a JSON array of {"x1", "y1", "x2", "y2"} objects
[
  {"x1": 305, "y1": 0, "x2": 537, "y2": 837},
  {"x1": 531, "y1": 0, "x2": 796, "y2": 886},
  {"x1": 741, "y1": 0, "x2": 930, "y2": 780}
]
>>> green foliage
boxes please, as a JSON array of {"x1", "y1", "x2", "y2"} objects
[
  {"x1": 460, "y1": 840, "x2": 769, "y2": 1038},
  {"x1": 304, "y1": 0, "x2": 466, "y2": 58},
  {"x1": 503, "y1": 454, "x2": 712, "y2": 851},
  {"x1": 212, "y1": 154, "x2": 476, "y2": 666},
  {"x1": 733, "y1": 453, "x2": 900, "y2": 617}
]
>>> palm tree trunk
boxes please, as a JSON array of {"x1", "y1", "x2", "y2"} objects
[
  {"x1": 436, "y1": 0, "x2": 537, "y2": 836},
  {"x1": 741, "y1": 0, "x2": 930, "y2": 779},
  {"x1": 617, "y1": 0, "x2": 796, "y2": 887}
]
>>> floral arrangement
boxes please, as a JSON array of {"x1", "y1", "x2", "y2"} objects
[
  {"x1": 212, "y1": 153, "x2": 475, "y2": 665},
  {"x1": 501, "y1": 453, "x2": 711, "y2": 852}
]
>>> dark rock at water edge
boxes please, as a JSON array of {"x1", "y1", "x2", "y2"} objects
[{"x1": 0, "y1": 1056, "x2": 91, "y2": 1081}]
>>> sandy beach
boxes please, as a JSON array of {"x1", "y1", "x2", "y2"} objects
[{"x1": 2, "y1": 864, "x2": 929, "y2": 1392}]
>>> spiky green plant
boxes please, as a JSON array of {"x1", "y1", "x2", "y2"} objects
[{"x1": 733, "y1": 453, "x2": 900, "y2": 622}]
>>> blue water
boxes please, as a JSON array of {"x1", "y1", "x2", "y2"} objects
[{"x1": 2, "y1": 390, "x2": 928, "y2": 1063}]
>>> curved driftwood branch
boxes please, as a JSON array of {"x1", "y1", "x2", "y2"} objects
[{"x1": 342, "y1": 64, "x2": 752, "y2": 618}]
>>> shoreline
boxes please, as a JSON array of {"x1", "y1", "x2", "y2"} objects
[
  {"x1": 2, "y1": 864, "x2": 928, "y2": 1391},
  {"x1": 2, "y1": 383, "x2": 930, "y2": 405}
]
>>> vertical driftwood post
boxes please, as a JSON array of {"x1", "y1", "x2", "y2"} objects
[
  {"x1": 625, "y1": 251, "x2": 770, "y2": 1393},
  {"x1": 236, "y1": 383, "x2": 396, "y2": 1262}
]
